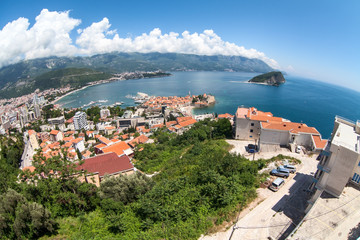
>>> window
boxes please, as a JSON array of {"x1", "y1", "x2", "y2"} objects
[
  {"x1": 251, "y1": 123, "x2": 254, "y2": 126},
  {"x1": 358, "y1": 161, "x2": 360, "y2": 167},
  {"x1": 249, "y1": 135, "x2": 253, "y2": 138},
  {"x1": 250, "y1": 129, "x2": 253, "y2": 133},
  {"x1": 352, "y1": 173, "x2": 360, "y2": 183}
]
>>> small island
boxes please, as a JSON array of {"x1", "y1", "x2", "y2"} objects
[{"x1": 248, "y1": 71, "x2": 285, "y2": 86}]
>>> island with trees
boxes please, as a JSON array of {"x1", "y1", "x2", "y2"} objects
[{"x1": 248, "y1": 71, "x2": 285, "y2": 86}]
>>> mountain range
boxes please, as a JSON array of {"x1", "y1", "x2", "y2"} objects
[{"x1": 0, "y1": 52, "x2": 273, "y2": 99}]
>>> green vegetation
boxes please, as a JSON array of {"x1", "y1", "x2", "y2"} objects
[
  {"x1": 248, "y1": 71, "x2": 285, "y2": 86},
  {"x1": 0, "y1": 68, "x2": 112, "y2": 99},
  {"x1": 0, "y1": 134, "x2": 24, "y2": 193},
  {"x1": 42, "y1": 104, "x2": 63, "y2": 119},
  {"x1": 0, "y1": 118, "x2": 275, "y2": 239}
]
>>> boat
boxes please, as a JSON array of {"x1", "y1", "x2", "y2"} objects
[{"x1": 98, "y1": 100, "x2": 108, "y2": 103}]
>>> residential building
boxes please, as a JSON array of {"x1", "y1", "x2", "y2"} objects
[
  {"x1": 100, "y1": 141, "x2": 134, "y2": 157},
  {"x1": 76, "y1": 152, "x2": 135, "y2": 187},
  {"x1": 34, "y1": 104, "x2": 41, "y2": 119},
  {"x1": 100, "y1": 108, "x2": 111, "y2": 119},
  {"x1": 233, "y1": 107, "x2": 327, "y2": 151},
  {"x1": 50, "y1": 130, "x2": 63, "y2": 142},
  {"x1": 48, "y1": 116, "x2": 65, "y2": 125},
  {"x1": 73, "y1": 111, "x2": 88, "y2": 130},
  {"x1": 308, "y1": 116, "x2": 360, "y2": 207}
]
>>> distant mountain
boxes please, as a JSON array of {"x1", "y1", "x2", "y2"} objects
[
  {"x1": 0, "y1": 52, "x2": 273, "y2": 98},
  {"x1": 248, "y1": 71, "x2": 285, "y2": 86}
]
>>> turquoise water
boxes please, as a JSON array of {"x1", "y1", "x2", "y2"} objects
[{"x1": 57, "y1": 72, "x2": 360, "y2": 138}]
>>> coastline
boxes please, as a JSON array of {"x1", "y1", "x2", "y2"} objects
[{"x1": 52, "y1": 73, "x2": 172, "y2": 106}]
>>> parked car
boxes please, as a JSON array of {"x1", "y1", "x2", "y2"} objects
[
  {"x1": 247, "y1": 144, "x2": 258, "y2": 153},
  {"x1": 270, "y1": 167, "x2": 290, "y2": 178},
  {"x1": 269, "y1": 178, "x2": 285, "y2": 191},
  {"x1": 283, "y1": 164, "x2": 296, "y2": 173},
  {"x1": 296, "y1": 145, "x2": 302, "y2": 153}
]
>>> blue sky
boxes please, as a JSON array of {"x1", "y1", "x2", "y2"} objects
[{"x1": 1, "y1": 0, "x2": 359, "y2": 90}]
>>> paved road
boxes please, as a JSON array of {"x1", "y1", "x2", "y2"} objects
[{"x1": 201, "y1": 153, "x2": 318, "y2": 240}]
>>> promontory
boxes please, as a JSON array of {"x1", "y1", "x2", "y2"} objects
[{"x1": 248, "y1": 71, "x2": 285, "y2": 86}]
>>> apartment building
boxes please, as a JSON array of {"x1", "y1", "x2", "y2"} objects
[
  {"x1": 73, "y1": 111, "x2": 88, "y2": 130},
  {"x1": 308, "y1": 116, "x2": 360, "y2": 206}
]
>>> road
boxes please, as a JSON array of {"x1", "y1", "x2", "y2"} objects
[{"x1": 201, "y1": 152, "x2": 318, "y2": 240}]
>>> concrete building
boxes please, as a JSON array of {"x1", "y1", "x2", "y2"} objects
[
  {"x1": 308, "y1": 116, "x2": 360, "y2": 206},
  {"x1": 34, "y1": 104, "x2": 41, "y2": 119},
  {"x1": 234, "y1": 107, "x2": 284, "y2": 141},
  {"x1": 233, "y1": 107, "x2": 327, "y2": 151},
  {"x1": 73, "y1": 111, "x2": 88, "y2": 130},
  {"x1": 100, "y1": 108, "x2": 111, "y2": 119},
  {"x1": 47, "y1": 116, "x2": 65, "y2": 125}
]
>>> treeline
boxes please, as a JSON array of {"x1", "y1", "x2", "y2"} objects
[{"x1": 0, "y1": 119, "x2": 266, "y2": 239}]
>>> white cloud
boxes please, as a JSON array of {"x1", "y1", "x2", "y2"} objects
[
  {"x1": 0, "y1": 9, "x2": 280, "y2": 69},
  {"x1": 0, "y1": 9, "x2": 80, "y2": 68}
]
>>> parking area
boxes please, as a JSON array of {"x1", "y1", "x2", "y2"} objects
[
  {"x1": 201, "y1": 150, "x2": 319, "y2": 240},
  {"x1": 289, "y1": 186, "x2": 360, "y2": 240}
]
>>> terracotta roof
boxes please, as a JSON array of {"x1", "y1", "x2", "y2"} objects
[
  {"x1": 82, "y1": 150, "x2": 92, "y2": 158},
  {"x1": 177, "y1": 116, "x2": 193, "y2": 123},
  {"x1": 22, "y1": 166, "x2": 36, "y2": 172},
  {"x1": 128, "y1": 135, "x2": 149, "y2": 148},
  {"x1": 261, "y1": 122, "x2": 319, "y2": 134},
  {"x1": 166, "y1": 121, "x2": 177, "y2": 127},
  {"x1": 28, "y1": 129, "x2": 36, "y2": 136},
  {"x1": 105, "y1": 126, "x2": 116, "y2": 130},
  {"x1": 151, "y1": 123, "x2": 164, "y2": 129},
  {"x1": 76, "y1": 152, "x2": 134, "y2": 177},
  {"x1": 218, "y1": 113, "x2": 234, "y2": 119},
  {"x1": 101, "y1": 141, "x2": 131, "y2": 156},
  {"x1": 98, "y1": 136, "x2": 112, "y2": 146},
  {"x1": 179, "y1": 118, "x2": 197, "y2": 128},
  {"x1": 73, "y1": 138, "x2": 83, "y2": 144},
  {"x1": 94, "y1": 143, "x2": 107, "y2": 149},
  {"x1": 63, "y1": 136, "x2": 75, "y2": 142},
  {"x1": 63, "y1": 142, "x2": 73, "y2": 148},
  {"x1": 50, "y1": 129, "x2": 59, "y2": 135},
  {"x1": 312, "y1": 135, "x2": 328, "y2": 149}
]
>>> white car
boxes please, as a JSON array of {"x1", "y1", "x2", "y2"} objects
[{"x1": 296, "y1": 145, "x2": 302, "y2": 153}]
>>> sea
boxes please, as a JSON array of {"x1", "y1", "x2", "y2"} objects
[{"x1": 56, "y1": 71, "x2": 360, "y2": 139}]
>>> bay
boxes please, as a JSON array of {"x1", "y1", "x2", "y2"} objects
[{"x1": 57, "y1": 71, "x2": 360, "y2": 139}]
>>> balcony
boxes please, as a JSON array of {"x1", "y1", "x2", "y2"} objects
[{"x1": 317, "y1": 164, "x2": 331, "y2": 173}]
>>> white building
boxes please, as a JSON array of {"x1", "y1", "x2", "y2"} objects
[
  {"x1": 308, "y1": 116, "x2": 360, "y2": 208},
  {"x1": 73, "y1": 111, "x2": 88, "y2": 130},
  {"x1": 100, "y1": 108, "x2": 111, "y2": 119},
  {"x1": 233, "y1": 107, "x2": 327, "y2": 151}
]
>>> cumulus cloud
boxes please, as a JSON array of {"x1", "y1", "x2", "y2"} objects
[
  {"x1": 0, "y1": 9, "x2": 80, "y2": 67},
  {"x1": 0, "y1": 9, "x2": 280, "y2": 69}
]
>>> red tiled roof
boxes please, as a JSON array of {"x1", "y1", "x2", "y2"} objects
[
  {"x1": 94, "y1": 143, "x2": 107, "y2": 149},
  {"x1": 128, "y1": 135, "x2": 149, "y2": 148},
  {"x1": 218, "y1": 113, "x2": 234, "y2": 119},
  {"x1": 179, "y1": 118, "x2": 197, "y2": 128},
  {"x1": 76, "y1": 152, "x2": 134, "y2": 177},
  {"x1": 98, "y1": 136, "x2": 112, "y2": 146},
  {"x1": 312, "y1": 135, "x2": 328, "y2": 149},
  {"x1": 101, "y1": 141, "x2": 131, "y2": 156},
  {"x1": 261, "y1": 122, "x2": 319, "y2": 134},
  {"x1": 177, "y1": 116, "x2": 193, "y2": 123},
  {"x1": 28, "y1": 129, "x2": 36, "y2": 136},
  {"x1": 50, "y1": 129, "x2": 59, "y2": 135}
]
